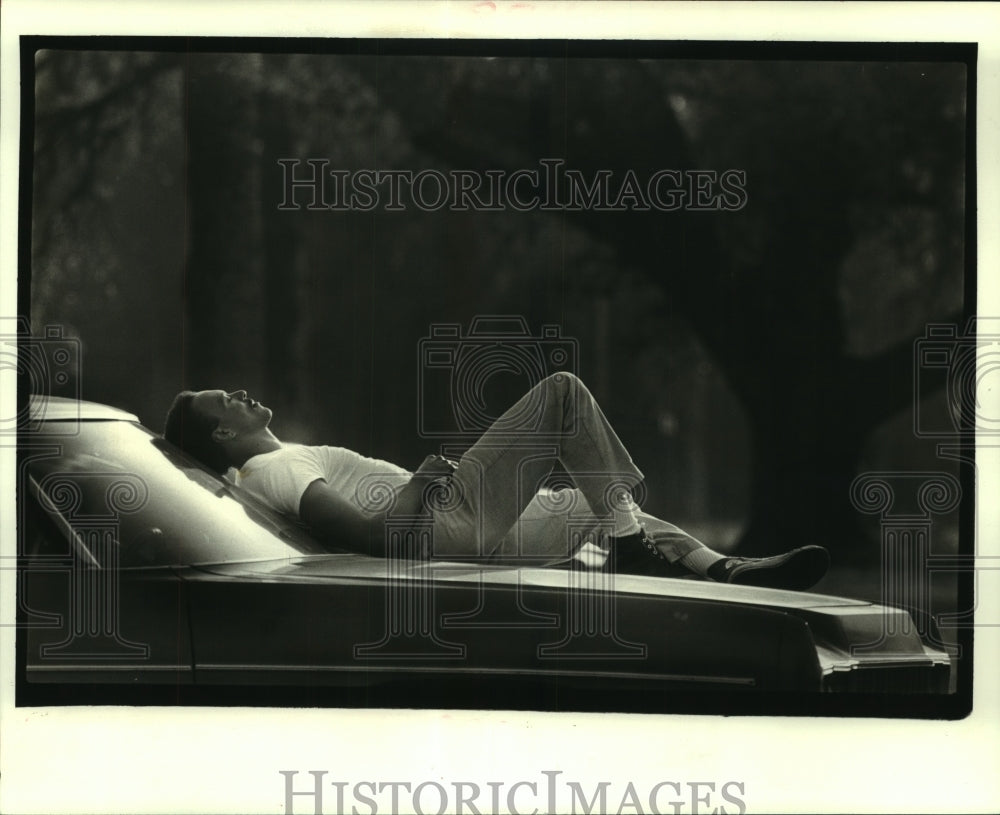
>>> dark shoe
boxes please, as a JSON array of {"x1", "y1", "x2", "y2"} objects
[
  {"x1": 707, "y1": 546, "x2": 830, "y2": 591},
  {"x1": 610, "y1": 528, "x2": 689, "y2": 578}
]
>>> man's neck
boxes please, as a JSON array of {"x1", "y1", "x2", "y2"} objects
[{"x1": 229, "y1": 429, "x2": 283, "y2": 469}]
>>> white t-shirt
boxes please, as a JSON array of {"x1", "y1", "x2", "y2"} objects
[{"x1": 235, "y1": 444, "x2": 412, "y2": 518}]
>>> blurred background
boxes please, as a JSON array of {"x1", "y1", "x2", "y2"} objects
[{"x1": 27, "y1": 45, "x2": 968, "y2": 575}]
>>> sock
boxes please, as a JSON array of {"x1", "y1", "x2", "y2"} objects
[
  {"x1": 609, "y1": 489, "x2": 641, "y2": 538},
  {"x1": 678, "y1": 546, "x2": 726, "y2": 577},
  {"x1": 572, "y1": 540, "x2": 609, "y2": 569}
]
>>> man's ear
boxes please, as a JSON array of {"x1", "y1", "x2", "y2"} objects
[{"x1": 211, "y1": 425, "x2": 236, "y2": 443}]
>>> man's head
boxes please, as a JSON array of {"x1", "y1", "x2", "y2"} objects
[{"x1": 163, "y1": 389, "x2": 273, "y2": 473}]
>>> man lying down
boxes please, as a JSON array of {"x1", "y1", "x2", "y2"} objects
[{"x1": 164, "y1": 372, "x2": 829, "y2": 590}]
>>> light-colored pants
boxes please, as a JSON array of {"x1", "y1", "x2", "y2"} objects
[{"x1": 429, "y1": 372, "x2": 707, "y2": 565}]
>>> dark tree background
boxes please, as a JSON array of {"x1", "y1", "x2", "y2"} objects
[{"x1": 28, "y1": 46, "x2": 967, "y2": 563}]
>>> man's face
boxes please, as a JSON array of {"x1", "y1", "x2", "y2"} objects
[{"x1": 191, "y1": 389, "x2": 273, "y2": 439}]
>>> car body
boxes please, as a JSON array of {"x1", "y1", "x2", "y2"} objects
[{"x1": 16, "y1": 397, "x2": 954, "y2": 709}]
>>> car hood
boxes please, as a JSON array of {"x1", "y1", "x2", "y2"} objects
[{"x1": 189, "y1": 553, "x2": 875, "y2": 612}]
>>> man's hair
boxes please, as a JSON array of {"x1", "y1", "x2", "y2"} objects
[{"x1": 163, "y1": 391, "x2": 231, "y2": 474}]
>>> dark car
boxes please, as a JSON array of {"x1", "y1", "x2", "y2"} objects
[{"x1": 16, "y1": 397, "x2": 954, "y2": 711}]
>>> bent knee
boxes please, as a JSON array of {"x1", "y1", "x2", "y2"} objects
[{"x1": 543, "y1": 371, "x2": 581, "y2": 389}]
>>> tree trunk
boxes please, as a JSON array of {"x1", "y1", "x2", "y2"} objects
[
  {"x1": 259, "y1": 55, "x2": 301, "y2": 415},
  {"x1": 182, "y1": 54, "x2": 265, "y2": 391}
]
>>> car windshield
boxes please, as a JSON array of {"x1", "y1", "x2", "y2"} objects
[{"x1": 28, "y1": 419, "x2": 332, "y2": 568}]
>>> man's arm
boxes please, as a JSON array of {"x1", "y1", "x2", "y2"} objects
[
  {"x1": 298, "y1": 480, "x2": 383, "y2": 554},
  {"x1": 298, "y1": 455, "x2": 457, "y2": 557}
]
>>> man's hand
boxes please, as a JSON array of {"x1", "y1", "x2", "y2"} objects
[
  {"x1": 414, "y1": 454, "x2": 460, "y2": 477},
  {"x1": 391, "y1": 455, "x2": 458, "y2": 520}
]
